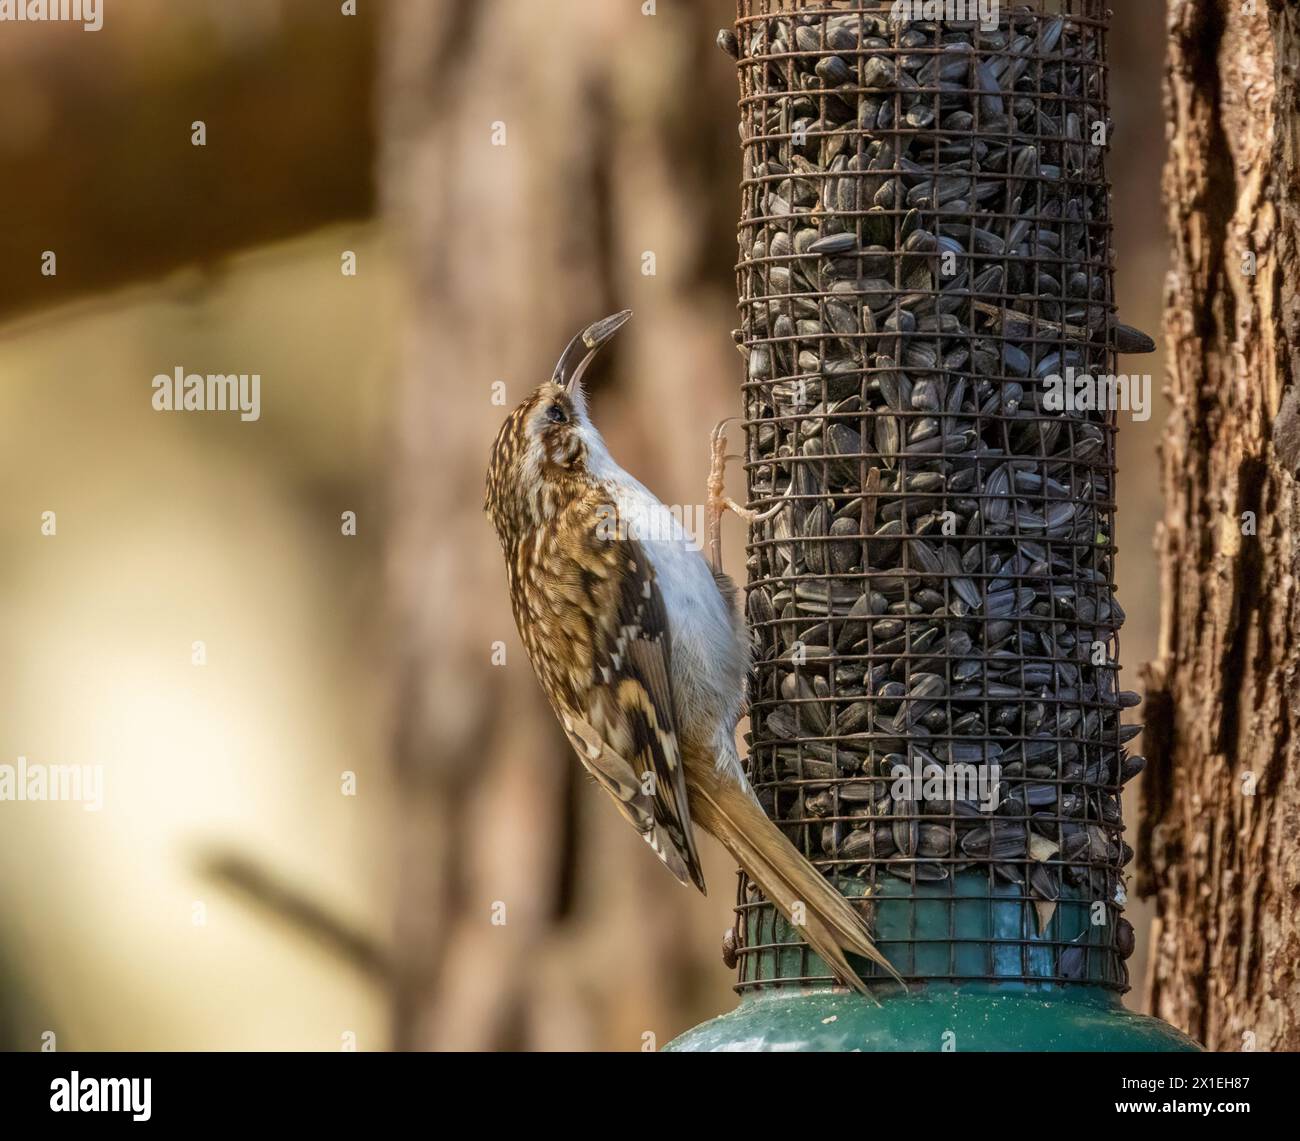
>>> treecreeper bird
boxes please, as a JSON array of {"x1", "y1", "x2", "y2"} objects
[{"x1": 485, "y1": 310, "x2": 902, "y2": 994}]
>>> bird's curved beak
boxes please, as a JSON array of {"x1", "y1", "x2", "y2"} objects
[{"x1": 552, "y1": 310, "x2": 632, "y2": 396}]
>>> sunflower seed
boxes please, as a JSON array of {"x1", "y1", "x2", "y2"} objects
[{"x1": 737, "y1": 9, "x2": 1135, "y2": 987}]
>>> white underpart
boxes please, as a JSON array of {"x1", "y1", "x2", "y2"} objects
[{"x1": 581, "y1": 419, "x2": 750, "y2": 786}]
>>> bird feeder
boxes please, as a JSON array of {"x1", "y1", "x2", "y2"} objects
[{"x1": 669, "y1": 0, "x2": 1198, "y2": 1051}]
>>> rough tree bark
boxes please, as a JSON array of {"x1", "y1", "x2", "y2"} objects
[
  {"x1": 1139, "y1": 0, "x2": 1300, "y2": 1051},
  {"x1": 378, "y1": 0, "x2": 739, "y2": 1050}
]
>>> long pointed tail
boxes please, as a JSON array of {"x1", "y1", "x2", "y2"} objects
[{"x1": 689, "y1": 763, "x2": 905, "y2": 996}]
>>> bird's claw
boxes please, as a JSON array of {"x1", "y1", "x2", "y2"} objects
[{"x1": 707, "y1": 418, "x2": 785, "y2": 573}]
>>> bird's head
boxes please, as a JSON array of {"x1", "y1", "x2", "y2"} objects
[{"x1": 485, "y1": 310, "x2": 631, "y2": 541}]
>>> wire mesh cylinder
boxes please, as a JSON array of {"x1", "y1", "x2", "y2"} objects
[{"x1": 731, "y1": 0, "x2": 1141, "y2": 992}]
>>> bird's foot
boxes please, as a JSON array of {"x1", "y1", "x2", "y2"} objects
[{"x1": 707, "y1": 418, "x2": 783, "y2": 574}]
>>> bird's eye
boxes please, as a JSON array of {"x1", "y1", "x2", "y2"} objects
[{"x1": 546, "y1": 404, "x2": 567, "y2": 424}]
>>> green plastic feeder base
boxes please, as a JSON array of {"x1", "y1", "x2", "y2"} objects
[
  {"x1": 666, "y1": 983, "x2": 1202, "y2": 1052},
  {"x1": 668, "y1": 871, "x2": 1201, "y2": 1051}
]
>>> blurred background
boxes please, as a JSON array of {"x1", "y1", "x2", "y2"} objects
[{"x1": 0, "y1": 0, "x2": 1169, "y2": 1050}]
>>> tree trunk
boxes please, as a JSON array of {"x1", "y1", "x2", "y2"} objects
[
  {"x1": 378, "y1": 0, "x2": 739, "y2": 1050},
  {"x1": 1139, "y1": 0, "x2": 1300, "y2": 1051}
]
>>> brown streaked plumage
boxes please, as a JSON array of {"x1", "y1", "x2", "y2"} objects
[{"x1": 485, "y1": 311, "x2": 903, "y2": 995}]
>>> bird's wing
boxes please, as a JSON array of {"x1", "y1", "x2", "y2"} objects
[{"x1": 555, "y1": 539, "x2": 707, "y2": 893}]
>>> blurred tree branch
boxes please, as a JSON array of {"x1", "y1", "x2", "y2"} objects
[
  {"x1": 199, "y1": 849, "x2": 390, "y2": 983},
  {"x1": 0, "y1": 0, "x2": 374, "y2": 320}
]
